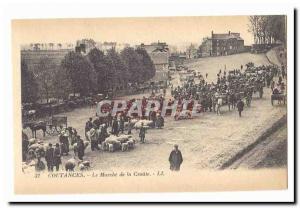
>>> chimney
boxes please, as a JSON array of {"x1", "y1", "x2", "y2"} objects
[
  {"x1": 229, "y1": 31, "x2": 231, "y2": 35},
  {"x1": 211, "y1": 30, "x2": 214, "y2": 37}
]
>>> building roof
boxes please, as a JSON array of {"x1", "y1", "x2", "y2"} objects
[
  {"x1": 150, "y1": 52, "x2": 169, "y2": 65},
  {"x1": 211, "y1": 32, "x2": 244, "y2": 41},
  {"x1": 141, "y1": 42, "x2": 169, "y2": 54}
]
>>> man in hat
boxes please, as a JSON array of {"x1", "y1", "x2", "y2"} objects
[
  {"x1": 119, "y1": 115, "x2": 125, "y2": 134},
  {"x1": 127, "y1": 117, "x2": 133, "y2": 135},
  {"x1": 85, "y1": 117, "x2": 93, "y2": 139},
  {"x1": 156, "y1": 113, "x2": 164, "y2": 129},
  {"x1": 76, "y1": 136, "x2": 85, "y2": 160},
  {"x1": 45, "y1": 143, "x2": 54, "y2": 171},
  {"x1": 112, "y1": 117, "x2": 119, "y2": 136},
  {"x1": 169, "y1": 144, "x2": 183, "y2": 171},
  {"x1": 236, "y1": 98, "x2": 245, "y2": 117},
  {"x1": 59, "y1": 128, "x2": 69, "y2": 155},
  {"x1": 53, "y1": 143, "x2": 61, "y2": 171},
  {"x1": 139, "y1": 122, "x2": 146, "y2": 143},
  {"x1": 89, "y1": 127, "x2": 100, "y2": 151}
]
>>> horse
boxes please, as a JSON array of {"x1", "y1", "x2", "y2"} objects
[{"x1": 23, "y1": 121, "x2": 46, "y2": 138}]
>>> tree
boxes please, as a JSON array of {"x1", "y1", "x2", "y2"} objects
[
  {"x1": 61, "y1": 51, "x2": 96, "y2": 96},
  {"x1": 135, "y1": 47, "x2": 155, "y2": 81},
  {"x1": 35, "y1": 57, "x2": 56, "y2": 103},
  {"x1": 87, "y1": 48, "x2": 109, "y2": 92},
  {"x1": 21, "y1": 59, "x2": 38, "y2": 103},
  {"x1": 248, "y1": 15, "x2": 286, "y2": 46},
  {"x1": 248, "y1": 16, "x2": 260, "y2": 44},
  {"x1": 120, "y1": 47, "x2": 144, "y2": 83},
  {"x1": 52, "y1": 66, "x2": 73, "y2": 100},
  {"x1": 106, "y1": 48, "x2": 129, "y2": 89},
  {"x1": 186, "y1": 44, "x2": 197, "y2": 59}
]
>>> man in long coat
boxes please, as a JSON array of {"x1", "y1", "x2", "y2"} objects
[
  {"x1": 169, "y1": 144, "x2": 183, "y2": 171},
  {"x1": 139, "y1": 123, "x2": 146, "y2": 143},
  {"x1": 59, "y1": 131, "x2": 69, "y2": 155},
  {"x1": 77, "y1": 136, "x2": 85, "y2": 160},
  {"x1": 85, "y1": 117, "x2": 93, "y2": 139},
  {"x1": 119, "y1": 116, "x2": 125, "y2": 134},
  {"x1": 45, "y1": 143, "x2": 54, "y2": 171},
  {"x1": 236, "y1": 98, "x2": 245, "y2": 117},
  {"x1": 112, "y1": 117, "x2": 119, "y2": 136},
  {"x1": 90, "y1": 127, "x2": 100, "y2": 151},
  {"x1": 53, "y1": 143, "x2": 61, "y2": 171}
]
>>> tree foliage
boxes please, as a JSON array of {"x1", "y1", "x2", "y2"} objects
[
  {"x1": 61, "y1": 51, "x2": 96, "y2": 96},
  {"x1": 21, "y1": 59, "x2": 38, "y2": 103},
  {"x1": 35, "y1": 57, "x2": 56, "y2": 103},
  {"x1": 106, "y1": 48, "x2": 129, "y2": 89},
  {"x1": 52, "y1": 66, "x2": 73, "y2": 100},
  {"x1": 135, "y1": 47, "x2": 156, "y2": 81},
  {"x1": 120, "y1": 47, "x2": 144, "y2": 83},
  {"x1": 248, "y1": 15, "x2": 286, "y2": 45},
  {"x1": 87, "y1": 48, "x2": 109, "y2": 91},
  {"x1": 21, "y1": 43, "x2": 158, "y2": 103}
]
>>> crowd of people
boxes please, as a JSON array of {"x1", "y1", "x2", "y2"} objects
[
  {"x1": 170, "y1": 63, "x2": 285, "y2": 116},
  {"x1": 22, "y1": 61, "x2": 286, "y2": 173}
]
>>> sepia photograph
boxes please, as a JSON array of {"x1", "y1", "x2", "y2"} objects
[{"x1": 9, "y1": 7, "x2": 294, "y2": 199}]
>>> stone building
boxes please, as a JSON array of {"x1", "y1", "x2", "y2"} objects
[
  {"x1": 140, "y1": 41, "x2": 169, "y2": 85},
  {"x1": 199, "y1": 31, "x2": 244, "y2": 57}
]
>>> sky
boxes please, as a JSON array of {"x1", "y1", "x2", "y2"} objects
[{"x1": 13, "y1": 16, "x2": 254, "y2": 47}]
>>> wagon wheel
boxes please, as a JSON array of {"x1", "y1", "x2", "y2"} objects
[{"x1": 46, "y1": 125, "x2": 58, "y2": 136}]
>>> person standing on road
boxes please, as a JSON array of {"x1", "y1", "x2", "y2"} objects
[
  {"x1": 53, "y1": 143, "x2": 62, "y2": 171},
  {"x1": 76, "y1": 136, "x2": 85, "y2": 160},
  {"x1": 169, "y1": 144, "x2": 183, "y2": 171},
  {"x1": 45, "y1": 143, "x2": 54, "y2": 171},
  {"x1": 90, "y1": 127, "x2": 100, "y2": 151},
  {"x1": 85, "y1": 117, "x2": 93, "y2": 139},
  {"x1": 237, "y1": 98, "x2": 245, "y2": 117},
  {"x1": 127, "y1": 117, "x2": 133, "y2": 135},
  {"x1": 112, "y1": 117, "x2": 119, "y2": 136},
  {"x1": 156, "y1": 113, "x2": 164, "y2": 129},
  {"x1": 139, "y1": 122, "x2": 146, "y2": 143},
  {"x1": 119, "y1": 116, "x2": 125, "y2": 134},
  {"x1": 59, "y1": 130, "x2": 69, "y2": 156}
]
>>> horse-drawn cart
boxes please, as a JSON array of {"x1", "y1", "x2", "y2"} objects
[
  {"x1": 271, "y1": 93, "x2": 286, "y2": 105},
  {"x1": 23, "y1": 115, "x2": 68, "y2": 138},
  {"x1": 45, "y1": 115, "x2": 68, "y2": 136}
]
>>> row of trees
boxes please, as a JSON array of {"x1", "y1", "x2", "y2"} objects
[
  {"x1": 248, "y1": 15, "x2": 286, "y2": 45},
  {"x1": 21, "y1": 47, "x2": 156, "y2": 103}
]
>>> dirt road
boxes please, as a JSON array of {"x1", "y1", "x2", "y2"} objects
[
  {"x1": 229, "y1": 124, "x2": 287, "y2": 169},
  {"x1": 23, "y1": 52, "x2": 287, "y2": 172}
]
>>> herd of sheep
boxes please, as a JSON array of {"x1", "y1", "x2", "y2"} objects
[{"x1": 22, "y1": 119, "x2": 155, "y2": 173}]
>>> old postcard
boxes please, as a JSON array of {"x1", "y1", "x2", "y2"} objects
[{"x1": 12, "y1": 15, "x2": 291, "y2": 195}]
